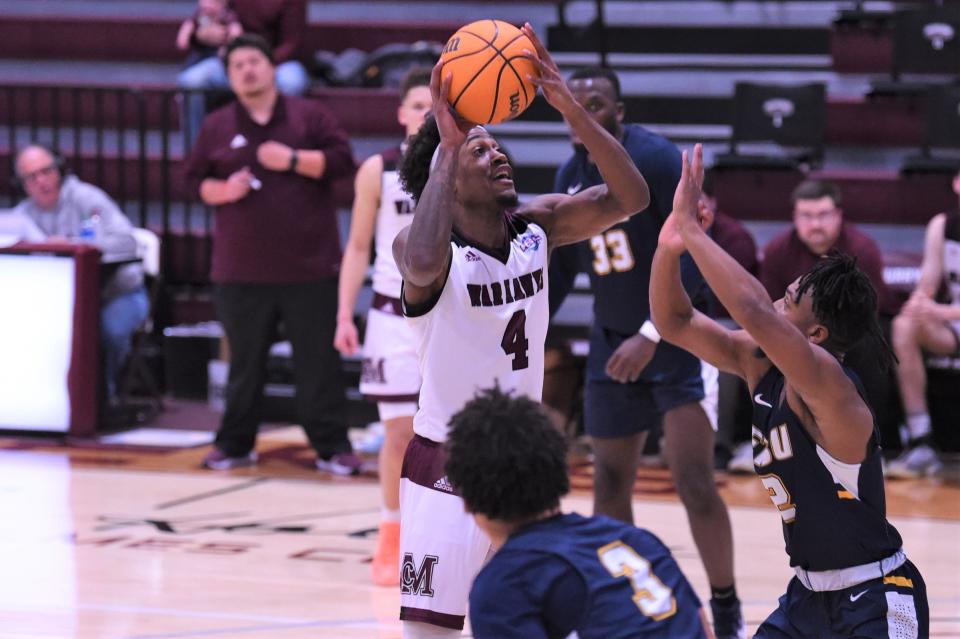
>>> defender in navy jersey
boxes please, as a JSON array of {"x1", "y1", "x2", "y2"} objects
[
  {"x1": 549, "y1": 66, "x2": 742, "y2": 638},
  {"x1": 392, "y1": 27, "x2": 652, "y2": 638},
  {"x1": 651, "y1": 144, "x2": 928, "y2": 638},
  {"x1": 443, "y1": 387, "x2": 711, "y2": 639}
]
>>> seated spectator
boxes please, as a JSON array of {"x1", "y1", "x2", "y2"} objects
[
  {"x1": 11, "y1": 145, "x2": 149, "y2": 400},
  {"x1": 176, "y1": 0, "x2": 243, "y2": 70},
  {"x1": 760, "y1": 179, "x2": 902, "y2": 448},
  {"x1": 178, "y1": 0, "x2": 309, "y2": 139},
  {"x1": 445, "y1": 387, "x2": 712, "y2": 639},
  {"x1": 887, "y1": 169, "x2": 960, "y2": 478}
]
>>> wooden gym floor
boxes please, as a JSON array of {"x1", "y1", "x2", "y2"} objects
[{"x1": 0, "y1": 425, "x2": 957, "y2": 639}]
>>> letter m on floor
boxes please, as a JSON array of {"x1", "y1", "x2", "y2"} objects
[{"x1": 401, "y1": 553, "x2": 439, "y2": 597}]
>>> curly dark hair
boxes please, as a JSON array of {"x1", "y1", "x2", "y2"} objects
[
  {"x1": 444, "y1": 386, "x2": 569, "y2": 523},
  {"x1": 795, "y1": 253, "x2": 896, "y2": 370},
  {"x1": 399, "y1": 114, "x2": 440, "y2": 203}
]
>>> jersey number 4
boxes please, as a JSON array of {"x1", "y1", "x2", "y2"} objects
[
  {"x1": 501, "y1": 310, "x2": 530, "y2": 370},
  {"x1": 598, "y1": 541, "x2": 676, "y2": 621}
]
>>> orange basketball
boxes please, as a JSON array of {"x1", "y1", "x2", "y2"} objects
[{"x1": 439, "y1": 20, "x2": 539, "y2": 125}]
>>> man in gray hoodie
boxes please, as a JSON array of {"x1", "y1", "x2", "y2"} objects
[{"x1": 12, "y1": 145, "x2": 149, "y2": 399}]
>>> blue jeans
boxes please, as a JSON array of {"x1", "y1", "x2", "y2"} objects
[
  {"x1": 101, "y1": 286, "x2": 150, "y2": 398},
  {"x1": 177, "y1": 57, "x2": 310, "y2": 140}
]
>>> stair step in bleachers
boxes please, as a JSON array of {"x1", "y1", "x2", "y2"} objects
[{"x1": 0, "y1": 14, "x2": 460, "y2": 63}]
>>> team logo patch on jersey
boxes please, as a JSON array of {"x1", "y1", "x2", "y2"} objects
[
  {"x1": 517, "y1": 232, "x2": 543, "y2": 253},
  {"x1": 401, "y1": 553, "x2": 439, "y2": 597}
]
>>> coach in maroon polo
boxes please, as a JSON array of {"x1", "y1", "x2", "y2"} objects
[
  {"x1": 760, "y1": 179, "x2": 895, "y2": 315},
  {"x1": 184, "y1": 34, "x2": 362, "y2": 474}
]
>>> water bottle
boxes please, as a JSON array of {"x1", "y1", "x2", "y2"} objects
[{"x1": 79, "y1": 212, "x2": 101, "y2": 244}]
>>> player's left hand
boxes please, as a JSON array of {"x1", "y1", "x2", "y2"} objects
[
  {"x1": 257, "y1": 140, "x2": 295, "y2": 172},
  {"x1": 520, "y1": 23, "x2": 574, "y2": 115},
  {"x1": 605, "y1": 334, "x2": 657, "y2": 383}
]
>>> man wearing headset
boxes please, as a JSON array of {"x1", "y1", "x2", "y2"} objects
[{"x1": 11, "y1": 144, "x2": 149, "y2": 400}]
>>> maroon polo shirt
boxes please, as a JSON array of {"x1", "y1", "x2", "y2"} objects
[
  {"x1": 232, "y1": 0, "x2": 306, "y2": 64},
  {"x1": 709, "y1": 211, "x2": 759, "y2": 319},
  {"x1": 760, "y1": 223, "x2": 897, "y2": 316},
  {"x1": 184, "y1": 94, "x2": 355, "y2": 284}
]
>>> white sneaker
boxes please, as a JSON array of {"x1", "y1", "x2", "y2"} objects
[
  {"x1": 726, "y1": 442, "x2": 755, "y2": 474},
  {"x1": 885, "y1": 444, "x2": 942, "y2": 479}
]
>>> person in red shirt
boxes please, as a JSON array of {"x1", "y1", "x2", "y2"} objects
[
  {"x1": 184, "y1": 34, "x2": 360, "y2": 474},
  {"x1": 761, "y1": 180, "x2": 895, "y2": 314},
  {"x1": 760, "y1": 180, "x2": 902, "y2": 449}
]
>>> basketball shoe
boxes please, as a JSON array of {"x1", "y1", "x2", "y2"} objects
[
  {"x1": 886, "y1": 443, "x2": 942, "y2": 479},
  {"x1": 202, "y1": 447, "x2": 257, "y2": 470},
  {"x1": 316, "y1": 452, "x2": 366, "y2": 476},
  {"x1": 711, "y1": 597, "x2": 746, "y2": 639}
]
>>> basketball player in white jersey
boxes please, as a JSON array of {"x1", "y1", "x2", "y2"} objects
[
  {"x1": 334, "y1": 67, "x2": 432, "y2": 586},
  {"x1": 392, "y1": 25, "x2": 652, "y2": 638}
]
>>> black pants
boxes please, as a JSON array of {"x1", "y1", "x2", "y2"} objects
[{"x1": 214, "y1": 280, "x2": 348, "y2": 458}]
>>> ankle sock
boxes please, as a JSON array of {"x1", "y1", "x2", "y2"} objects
[
  {"x1": 710, "y1": 584, "x2": 738, "y2": 604},
  {"x1": 906, "y1": 413, "x2": 931, "y2": 443}
]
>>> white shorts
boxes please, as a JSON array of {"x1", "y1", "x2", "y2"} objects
[
  {"x1": 399, "y1": 435, "x2": 492, "y2": 631},
  {"x1": 360, "y1": 294, "x2": 421, "y2": 408}
]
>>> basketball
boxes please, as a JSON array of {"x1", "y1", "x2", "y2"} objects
[{"x1": 439, "y1": 20, "x2": 539, "y2": 125}]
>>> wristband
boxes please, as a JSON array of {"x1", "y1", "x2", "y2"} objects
[
  {"x1": 288, "y1": 150, "x2": 299, "y2": 173},
  {"x1": 638, "y1": 320, "x2": 661, "y2": 344}
]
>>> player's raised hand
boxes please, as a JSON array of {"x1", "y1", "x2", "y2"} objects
[
  {"x1": 431, "y1": 60, "x2": 469, "y2": 148},
  {"x1": 520, "y1": 23, "x2": 575, "y2": 115},
  {"x1": 672, "y1": 144, "x2": 707, "y2": 235}
]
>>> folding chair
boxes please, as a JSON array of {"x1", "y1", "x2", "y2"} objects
[
  {"x1": 901, "y1": 84, "x2": 960, "y2": 174},
  {"x1": 714, "y1": 81, "x2": 826, "y2": 170},
  {"x1": 116, "y1": 227, "x2": 165, "y2": 420}
]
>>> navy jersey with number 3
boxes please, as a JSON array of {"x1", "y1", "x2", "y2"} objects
[
  {"x1": 751, "y1": 366, "x2": 902, "y2": 571},
  {"x1": 469, "y1": 513, "x2": 706, "y2": 639}
]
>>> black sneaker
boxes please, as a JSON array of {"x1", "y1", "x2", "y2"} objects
[{"x1": 710, "y1": 597, "x2": 746, "y2": 639}]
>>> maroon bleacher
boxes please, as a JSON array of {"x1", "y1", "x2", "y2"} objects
[{"x1": 0, "y1": 15, "x2": 458, "y2": 63}]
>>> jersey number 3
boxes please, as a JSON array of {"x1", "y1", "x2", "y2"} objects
[
  {"x1": 598, "y1": 541, "x2": 676, "y2": 621},
  {"x1": 590, "y1": 229, "x2": 635, "y2": 275},
  {"x1": 501, "y1": 310, "x2": 529, "y2": 370}
]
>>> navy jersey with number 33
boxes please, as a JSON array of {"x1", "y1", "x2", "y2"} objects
[{"x1": 468, "y1": 513, "x2": 706, "y2": 639}]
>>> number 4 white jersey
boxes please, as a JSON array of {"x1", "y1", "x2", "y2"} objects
[{"x1": 403, "y1": 215, "x2": 549, "y2": 442}]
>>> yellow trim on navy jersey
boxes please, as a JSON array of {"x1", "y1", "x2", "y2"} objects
[{"x1": 883, "y1": 576, "x2": 914, "y2": 588}]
